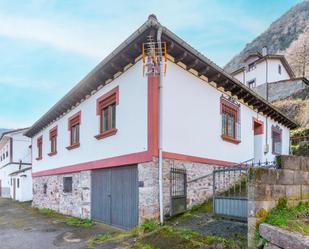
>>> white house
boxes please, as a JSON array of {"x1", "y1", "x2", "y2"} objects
[
  {"x1": 25, "y1": 15, "x2": 297, "y2": 229},
  {"x1": 0, "y1": 128, "x2": 32, "y2": 201},
  {"x1": 231, "y1": 51, "x2": 308, "y2": 101}
]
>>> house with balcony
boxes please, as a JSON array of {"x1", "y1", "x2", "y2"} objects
[
  {"x1": 231, "y1": 51, "x2": 308, "y2": 102},
  {"x1": 0, "y1": 128, "x2": 32, "y2": 201},
  {"x1": 25, "y1": 15, "x2": 297, "y2": 229}
]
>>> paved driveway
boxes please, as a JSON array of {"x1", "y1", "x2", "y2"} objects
[{"x1": 0, "y1": 198, "x2": 119, "y2": 249}]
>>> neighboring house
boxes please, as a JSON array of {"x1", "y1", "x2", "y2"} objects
[
  {"x1": 231, "y1": 51, "x2": 308, "y2": 101},
  {"x1": 25, "y1": 15, "x2": 297, "y2": 229},
  {"x1": 0, "y1": 128, "x2": 32, "y2": 201}
]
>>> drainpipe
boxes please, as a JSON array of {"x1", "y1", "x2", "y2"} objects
[
  {"x1": 157, "y1": 26, "x2": 164, "y2": 224},
  {"x1": 265, "y1": 52, "x2": 269, "y2": 157}
]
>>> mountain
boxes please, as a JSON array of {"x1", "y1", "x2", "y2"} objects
[
  {"x1": 224, "y1": 1, "x2": 309, "y2": 77},
  {"x1": 0, "y1": 128, "x2": 10, "y2": 137}
]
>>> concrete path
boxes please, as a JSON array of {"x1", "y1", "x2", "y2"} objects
[{"x1": 0, "y1": 198, "x2": 119, "y2": 249}]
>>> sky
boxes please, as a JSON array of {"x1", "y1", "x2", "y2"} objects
[{"x1": 0, "y1": 0, "x2": 304, "y2": 129}]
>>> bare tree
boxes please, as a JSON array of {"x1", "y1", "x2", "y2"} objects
[{"x1": 285, "y1": 30, "x2": 309, "y2": 78}]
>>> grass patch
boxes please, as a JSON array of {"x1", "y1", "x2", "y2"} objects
[
  {"x1": 130, "y1": 226, "x2": 241, "y2": 249},
  {"x1": 91, "y1": 233, "x2": 113, "y2": 244},
  {"x1": 38, "y1": 208, "x2": 55, "y2": 215},
  {"x1": 65, "y1": 217, "x2": 93, "y2": 228},
  {"x1": 262, "y1": 201, "x2": 309, "y2": 235},
  {"x1": 139, "y1": 219, "x2": 159, "y2": 232}
]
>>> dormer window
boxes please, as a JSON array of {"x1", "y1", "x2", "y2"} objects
[{"x1": 278, "y1": 65, "x2": 282, "y2": 74}]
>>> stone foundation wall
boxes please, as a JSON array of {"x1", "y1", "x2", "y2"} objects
[
  {"x1": 32, "y1": 171, "x2": 91, "y2": 219},
  {"x1": 138, "y1": 157, "x2": 219, "y2": 223},
  {"x1": 248, "y1": 156, "x2": 309, "y2": 248},
  {"x1": 253, "y1": 79, "x2": 307, "y2": 102}
]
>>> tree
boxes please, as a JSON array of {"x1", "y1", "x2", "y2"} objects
[{"x1": 285, "y1": 30, "x2": 309, "y2": 78}]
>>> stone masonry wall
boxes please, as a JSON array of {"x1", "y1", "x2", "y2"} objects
[
  {"x1": 138, "y1": 157, "x2": 226, "y2": 223},
  {"x1": 253, "y1": 79, "x2": 307, "y2": 102},
  {"x1": 248, "y1": 156, "x2": 309, "y2": 248},
  {"x1": 32, "y1": 170, "x2": 91, "y2": 219}
]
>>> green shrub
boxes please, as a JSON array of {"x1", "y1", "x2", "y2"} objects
[
  {"x1": 275, "y1": 156, "x2": 282, "y2": 169},
  {"x1": 277, "y1": 197, "x2": 288, "y2": 210},
  {"x1": 65, "y1": 217, "x2": 93, "y2": 228}
]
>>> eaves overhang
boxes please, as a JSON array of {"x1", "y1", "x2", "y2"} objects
[{"x1": 25, "y1": 15, "x2": 298, "y2": 137}]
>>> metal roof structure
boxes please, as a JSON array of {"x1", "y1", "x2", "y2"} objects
[{"x1": 25, "y1": 15, "x2": 298, "y2": 137}]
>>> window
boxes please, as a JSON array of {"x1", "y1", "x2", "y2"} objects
[
  {"x1": 247, "y1": 79, "x2": 256, "y2": 89},
  {"x1": 36, "y1": 136, "x2": 43, "y2": 160},
  {"x1": 43, "y1": 184, "x2": 47, "y2": 194},
  {"x1": 220, "y1": 97, "x2": 241, "y2": 144},
  {"x1": 48, "y1": 127, "x2": 57, "y2": 156},
  {"x1": 247, "y1": 62, "x2": 256, "y2": 72},
  {"x1": 278, "y1": 65, "x2": 282, "y2": 74},
  {"x1": 17, "y1": 179, "x2": 19, "y2": 188},
  {"x1": 67, "y1": 111, "x2": 81, "y2": 150},
  {"x1": 272, "y1": 126, "x2": 282, "y2": 155},
  {"x1": 63, "y1": 177, "x2": 72, "y2": 193},
  {"x1": 10, "y1": 178, "x2": 12, "y2": 186},
  {"x1": 95, "y1": 86, "x2": 119, "y2": 140}
]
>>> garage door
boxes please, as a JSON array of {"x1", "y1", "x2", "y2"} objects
[{"x1": 91, "y1": 165, "x2": 138, "y2": 229}]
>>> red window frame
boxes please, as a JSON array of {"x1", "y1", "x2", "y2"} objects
[
  {"x1": 66, "y1": 111, "x2": 81, "y2": 150},
  {"x1": 95, "y1": 86, "x2": 119, "y2": 140},
  {"x1": 272, "y1": 126, "x2": 282, "y2": 155},
  {"x1": 36, "y1": 136, "x2": 43, "y2": 160},
  {"x1": 220, "y1": 97, "x2": 241, "y2": 144},
  {"x1": 252, "y1": 118, "x2": 264, "y2": 135},
  {"x1": 48, "y1": 126, "x2": 57, "y2": 156}
]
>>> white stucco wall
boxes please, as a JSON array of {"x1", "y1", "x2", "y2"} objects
[
  {"x1": 0, "y1": 164, "x2": 20, "y2": 197},
  {"x1": 12, "y1": 132, "x2": 31, "y2": 164},
  {"x1": 32, "y1": 61, "x2": 148, "y2": 173},
  {"x1": 233, "y1": 58, "x2": 290, "y2": 87},
  {"x1": 0, "y1": 138, "x2": 11, "y2": 167},
  {"x1": 0, "y1": 131, "x2": 32, "y2": 198},
  {"x1": 162, "y1": 61, "x2": 290, "y2": 164},
  {"x1": 10, "y1": 170, "x2": 33, "y2": 202}
]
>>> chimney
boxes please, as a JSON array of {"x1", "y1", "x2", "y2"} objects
[{"x1": 262, "y1": 46, "x2": 268, "y2": 57}]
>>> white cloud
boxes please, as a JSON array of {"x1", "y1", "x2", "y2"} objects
[
  {"x1": 0, "y1": 116, "x2": 32, "y2": 129},
  {"x1": 0, "y1": 1, "x2": 266, "y2": 62},
  {"x1": 0, "y1": 76, "x2": 55, "y2": 90},
  {"x1": 0, "y1": 15, "x2": 108, "y2": 58}
]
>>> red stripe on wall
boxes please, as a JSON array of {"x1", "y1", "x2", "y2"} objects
[
  {"x1": 32, "y1": 151, "x2": 152, "y2": 177},
  {"x1": 162, "y1": 151, "x2": 237, "y2": 167}
]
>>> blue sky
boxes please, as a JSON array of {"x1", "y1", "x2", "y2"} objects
[{"x1": 0, "y1": 0, "x2": 303, "y2": 128}]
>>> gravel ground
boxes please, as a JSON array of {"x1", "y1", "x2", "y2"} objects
[{"x1": 0, "y1": 198, "x2": 119, "y2": 249}]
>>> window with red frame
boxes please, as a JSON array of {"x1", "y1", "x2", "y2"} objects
[
  {"x1": 49, "y1": 127, "x2": 57, "y2": 156},
  {"x1": 67, "y1": 111, "x2": 81, "y2": 150},
  {"x1": 221, "y1": 97, "x2": 241, "y2": 144},
  {"x1": 95, "y1": 87, "x2": 118, "y2": 140},
  {"x1": 272, "y1": 126, "x2": 282, "y2": 155},
  {"x1": 36, "y1": 136, "x2": 43, "y2": 160}
]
